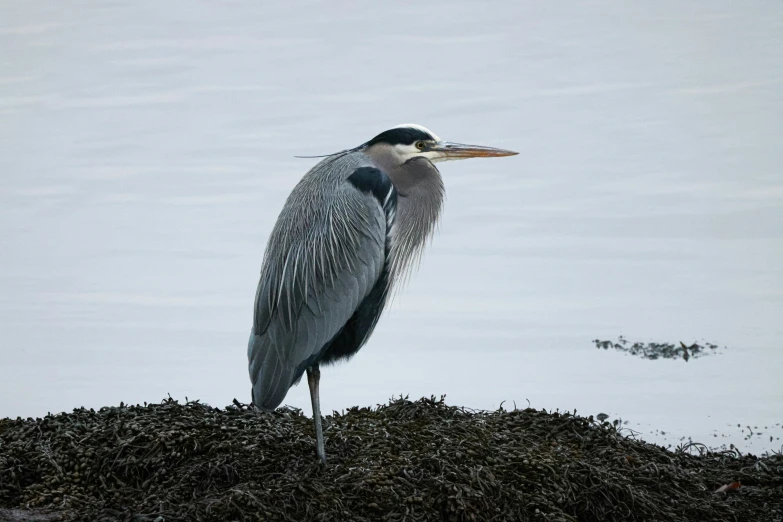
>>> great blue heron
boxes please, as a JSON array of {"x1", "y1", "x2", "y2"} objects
[{"x1": 248, "y1": 124, "x2": 517, "y2": 463}]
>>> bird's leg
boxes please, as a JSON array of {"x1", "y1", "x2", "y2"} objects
[{"x1": 306, "y1": 364, "x2": 326, "y2": 464}]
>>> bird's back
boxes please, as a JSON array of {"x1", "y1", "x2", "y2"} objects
[{"x1": 248, "y1": 152, "x2": 395, "y2": 410}]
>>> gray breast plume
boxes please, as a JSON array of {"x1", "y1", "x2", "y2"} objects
[{"x1": 383, "y1": 156, "x2": 445, "y2": 288}]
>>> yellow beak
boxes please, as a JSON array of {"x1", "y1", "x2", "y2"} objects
[{"x1": 432, "y1": 142, "x2": 519, "y2": 159}]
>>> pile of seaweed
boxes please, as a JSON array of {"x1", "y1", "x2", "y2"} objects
[{"x1": 1, "y1": 397, "x2": 781, "y2": 522}]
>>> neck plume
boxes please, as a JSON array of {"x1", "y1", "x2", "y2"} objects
[{"x1": 385, "y1": 158, "x2": 445, "y2": 288}]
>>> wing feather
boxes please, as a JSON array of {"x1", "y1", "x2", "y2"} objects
[{"x1": 248, "y1": 159, "x2": 389, "y2": 410}]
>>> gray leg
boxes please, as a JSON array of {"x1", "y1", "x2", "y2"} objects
[{"x1": 306, "y1": 364, "x2": 326, "y2": 464}]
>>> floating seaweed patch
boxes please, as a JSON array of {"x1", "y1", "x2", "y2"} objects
[{"x1": 593, "y1": 335, "x2": 722, "y2": 361}]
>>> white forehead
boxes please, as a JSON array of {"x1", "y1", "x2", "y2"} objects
[{"x1": 391, "y1": 123, "x2": 441, "y2": 142}]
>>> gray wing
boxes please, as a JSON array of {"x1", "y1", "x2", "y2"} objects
[{"x1": 248, "y1": 165, "x2": 391, "y2": 410}]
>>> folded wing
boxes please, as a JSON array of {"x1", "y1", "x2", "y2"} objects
[{"x1": 248, "y1": 163, "x2": 394, "y2": 410}]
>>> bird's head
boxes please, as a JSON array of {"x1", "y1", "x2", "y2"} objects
[{"x1": 361, "y1": 124, "x2": 518, "y2": 168}]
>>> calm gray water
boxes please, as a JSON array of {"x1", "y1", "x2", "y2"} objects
[{"x1": 2, "y1": 2, "x2": 782, "y2": 454}]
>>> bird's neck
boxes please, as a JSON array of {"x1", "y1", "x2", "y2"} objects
[{"x1": 386, "y1": 158, "x2": 445, "y2": 285}]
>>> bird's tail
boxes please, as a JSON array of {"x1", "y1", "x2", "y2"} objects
[{"x1": 247, "y1": 330, "x2": 293, "y2": 411}]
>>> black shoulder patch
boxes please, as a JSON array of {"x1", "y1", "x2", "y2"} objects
[
  {"x1": 366, "y1": 127, "x2": 434, "y2": 146},
  {"x1": 347, "y1": 167, "x2": 394, "y2": 206}
]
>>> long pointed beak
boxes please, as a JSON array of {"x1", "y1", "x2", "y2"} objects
[{"x1": 432, "y1": 141, "x2": 519, "y2": 159}]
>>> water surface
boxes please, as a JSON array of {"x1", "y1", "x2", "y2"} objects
[{"x1": 1, "y1": 1, "x2": 782, "y2": 453}]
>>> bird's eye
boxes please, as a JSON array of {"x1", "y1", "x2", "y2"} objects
[{"x1": 415, "y1": 141, "x2": 426, "y2": 151}]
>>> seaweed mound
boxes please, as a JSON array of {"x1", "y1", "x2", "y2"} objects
[{"x1": 1, "y1": 397, "x2": 781, "y2": 521}]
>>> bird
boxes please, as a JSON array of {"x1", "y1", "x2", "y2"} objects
[{"x1": 247, "y1": 124, "x2": 517, "y2": 463}]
